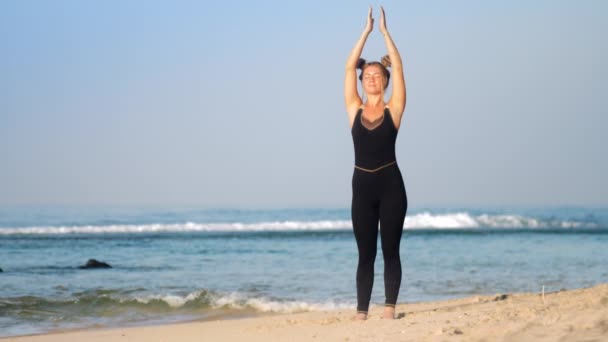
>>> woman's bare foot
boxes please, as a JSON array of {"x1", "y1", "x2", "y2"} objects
[
  {"x1": 382, "y1": 306, "x2": 395, "y2": 319},
  {"x1": 352, "y1": 312, "x2": 368, "y2": 321}
]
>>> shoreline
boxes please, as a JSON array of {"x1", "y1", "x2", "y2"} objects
[{"x1": 4, "y1": 283, "x2": 608, "y2": 342}]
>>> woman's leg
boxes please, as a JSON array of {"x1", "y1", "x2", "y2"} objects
[
  {"x1": 351, "y1": 176, "x2": 380, "y2": 314},
  {"x1": 379, "y1": 167, "x2": 407, "y2": 310}
]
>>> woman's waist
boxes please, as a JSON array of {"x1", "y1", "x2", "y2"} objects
[
  {"x1": 354, "y1": 160, "x2": 398, "y2": 173},
  {"x1": 353, "y1": 149, "x2": 397, "y2": 170}
]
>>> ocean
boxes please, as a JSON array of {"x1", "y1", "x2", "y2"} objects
[{"x1": 0, "y1": 206, "x2": 607, "y2": 337}]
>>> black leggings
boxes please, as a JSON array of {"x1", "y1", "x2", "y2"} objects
[{"x1": 351, "y1": 162, "x2": 407, "y2": 313}]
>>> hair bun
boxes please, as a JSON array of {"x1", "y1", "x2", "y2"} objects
[
  {"x1": 356, "y1": 58, "x2": 366, "y2": 70},
  {"x1": 380, "y1": 55, "x2": 391, "y2": 68}
]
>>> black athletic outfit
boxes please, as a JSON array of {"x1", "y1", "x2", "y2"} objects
[{"x1": 351, "y1": 106, "x2": 408, "y2": 314}]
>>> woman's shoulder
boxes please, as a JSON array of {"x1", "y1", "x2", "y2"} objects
[
  {"x1": 347, "y1": 103, "x2": 364, "y2": 130},
  {"x1": 385, "y1": 104, "x2": 404, "y2": 130}
]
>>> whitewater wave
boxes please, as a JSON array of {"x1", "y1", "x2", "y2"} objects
[
  {"x1": 0, "y1": 289, "x2": 353, "y2": 315},
  {"x1": 0, "y1": 288, "x2": 353, "y2": 337},
  {"x1": 0, "y1": 212, "x2": 598, "y2": 235}
]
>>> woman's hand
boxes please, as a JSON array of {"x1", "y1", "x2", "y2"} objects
[
  {"x1": 379, "y1": 6, "x2": 388, "y2": 35},
  {"x1": 364, "y1": 6, "x2": 374, "y2": 34}
]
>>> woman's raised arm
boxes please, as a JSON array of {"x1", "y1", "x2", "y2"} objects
[
  {"x1": 379, "y1": 6, "x2": 406, "y2": 125},
  {"x1": 345, "y1": 7, "x2": 373, "y2": 122}
]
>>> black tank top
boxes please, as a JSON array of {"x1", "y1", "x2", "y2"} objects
[{"x1": 351, "y1": 106, "x2": 398, "y2": 170}]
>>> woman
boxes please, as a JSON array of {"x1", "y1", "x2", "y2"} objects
[{"x1": 344, "y1": 6, "x2": 407, "y2": 321}]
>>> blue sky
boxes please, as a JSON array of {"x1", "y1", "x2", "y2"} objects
[{"x1": 1, "y1": 1, "x2": 606, "y2": 208}]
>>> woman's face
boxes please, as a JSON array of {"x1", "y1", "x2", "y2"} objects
[{"x1": 361, "y1": 65, "x2": 386, "y2": 95}]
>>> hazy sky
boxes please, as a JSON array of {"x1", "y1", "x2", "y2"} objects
[{"x1": 1, "y1": 1, "x2": 606, "y2": 209}]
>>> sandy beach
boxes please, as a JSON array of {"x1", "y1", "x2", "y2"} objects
[{"x1": 4, "y1": 283, "x2": 607, "y2": 342}]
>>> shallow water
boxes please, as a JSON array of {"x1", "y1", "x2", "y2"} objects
[{"x1": 1, "y1": 206, "x2": 606, "y2": 337}]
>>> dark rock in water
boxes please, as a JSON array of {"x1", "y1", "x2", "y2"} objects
[
  {"x1": 79, "y1": 259, "x2": 112, "y2": 269},
  {"x1": 0, "y1": 267, "x2": 3, "y2": 272}
]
